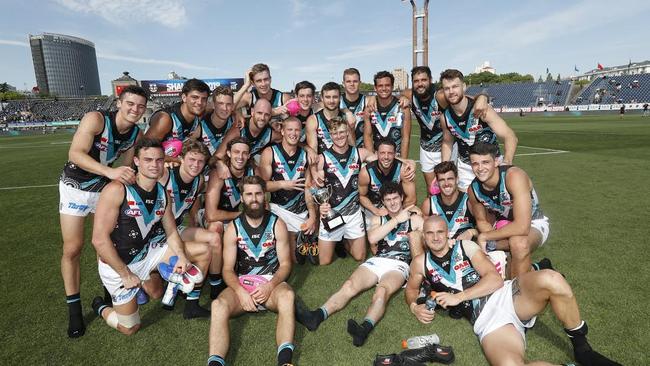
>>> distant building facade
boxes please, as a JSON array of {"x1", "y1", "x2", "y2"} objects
[{"x1": 29, "y1": 33, "x2": 101, "y2": 97}]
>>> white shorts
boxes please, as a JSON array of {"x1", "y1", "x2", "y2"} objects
[
  {"x1": 419, "y1": 148, "x2": 442, "y2": 173},
  {"x1": 318, "y1": 209, "x2": 365, "y2": 242},
  {"x1": 270, "y1": 203, "x2": 308, "y2": 233},
  {"x1": 456, "y1": 160, "x2": 475, "y2": 190},
  {"x1": 58, "y1": 181, "x2": 99, "y2": 216},
  {"x1": 98, "y1": 241, "x2": 169, "y2": 306},
  {"x1": 473, "y1": 279, "x2": 536, "y2": 343},
  {"x1": 531, "y1": 216, "x2": 550, "y2": 246},
  {"x1": 361, "y1": 257, "x2": 410, "y2": 281}
]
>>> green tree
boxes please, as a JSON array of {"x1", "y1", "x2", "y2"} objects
[{"x1": 359, "y1": 82, "x2": 375, "y2": 92}]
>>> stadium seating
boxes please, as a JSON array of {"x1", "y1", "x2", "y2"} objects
[
  {"x1": 575, "y1": 73, "x2": 650, "y2": 104},
  {"x1": 0, "y1": 97, "x2": 112, "y2": 122},
  {"x1": 466, "y1": 81, "x2": 571, "y2": 108}
]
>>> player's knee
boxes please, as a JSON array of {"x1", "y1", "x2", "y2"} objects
[
  {"x1": 319, "y1": 256, "x2": 333, "y2": 266},
  {"x1": 372, "y1": 286, "x2": 388, "y2": 304},
  {"x1": 341, "y1": 279, "x2": 358, "y2": 295},
  {"x1": 211, "y1": 297, "x2": 230, "y2": 316},
  {"x1": 148, "y1": 287, "x2": 164, "y2": 300},
  {"x1": 118, "y1": 324, "x2": 141, "y2": 336},
  {"x1": 62, "y1": 241, "x2": 84, "y2": 260},
  {"x1": 278, "y1": 286, "x2": 295, "y2": 309},
  {"x1": 116, "y1": 312, "x2": 141, "y2": 335},
  {"x1": 541, "y1": 270, "x2": 573, "y2": 297},
  {"x1": 351, "y1": 250, "x2": 366, "y2": 262}
]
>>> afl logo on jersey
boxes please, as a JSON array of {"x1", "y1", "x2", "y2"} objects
[
  {"x1": 326, "y1": 164, "x2": 338, "y2": 173},
  {"x1": 124, "y1": 209, "x2": 142, "y2": 217}
]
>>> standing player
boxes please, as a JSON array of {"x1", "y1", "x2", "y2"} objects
[
  {"x1": 59, "y1": 85, "x2": 147, "y2": 338},
  {"x1": 158, "y1": 139, "x2": 217, "y2": 315},
  {"x1": 146, "y1": 79, "x2": 210, "y2": 144},
  {"x1": 405, "y1": 216, "x2": 620, "y2": 366},
  {"x1": 421, "y1": 161, "x2": 476, "y2": 240},
  {"x1": 258, "y1": 117, "x2": 318, "y2": 261},
  {"x1": 194, "y1": 86, "x2": 236, "y2": 156},
  {"x1": 467, "y1": 143, "x2": 550, "y2": 278},
  {"x1": 314, "y1": 118, "x2": 376, "y2": 265},
  {"x1": 439, "y1": 69, "x2": 518, "y2": 189},
  {"x1": 306, "y1": 82, "x2": 356, "y2": 154},
  {"x1": 204, "y1": 138, "x2": 255, "y2": 297},
  {"x1": 90, "y1": 138, "x2": 210, "y2": 335},
  {"x1": 359, "y1": 138, "x2": 417, "y2": 224},
  {"x1": 364, "y1": 71, "x2": 412, "y2": 158},
  {"x1": 340, "y1": 68, "x2": 367, "y2": 148},
  {"x1": 208, "y1": 176, "x2": 296, "y2": 366},
  {"x1": 296, "y1": 182, "x2": 422, "y2": 347},
  {"x1": 406, "y1": 66, "x2": 489, "y2": 189},
  {"x1": 235, "y1": 63, "x2": 291, "y2": 122}
]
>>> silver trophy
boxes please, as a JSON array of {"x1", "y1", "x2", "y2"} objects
[{"x1": 310, "y1": 185, "x2": 345, "y2": 231}]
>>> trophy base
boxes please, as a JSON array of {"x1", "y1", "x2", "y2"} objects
[{"x1": 323, "y1": 214, "x2": 345, "y2": 231}]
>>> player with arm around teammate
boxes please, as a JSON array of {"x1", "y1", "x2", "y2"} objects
[
  {"x1": 90, "y1": 138, "x2": 210, "y2": 335},
  {"x1": 296, "y1": 182, "x2": 423, "y2": 347},
  {"x1": 405, "y1": 216, "x2": 620, "y2": 366},
  {"x1": 59, "y1": 85, "x2": 147, "y2": 338},
  {"x1": 208, "y1": 176, "x2": 296, "y2": 366},
  {"x1": 439, "y1": 69, "x2": 518, "y2": 190}
]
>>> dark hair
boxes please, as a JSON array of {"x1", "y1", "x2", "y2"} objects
[
  {"x1": 294, "y1": 81, "x2": 316, "y2": 96},
  {"x1": 212, "y1": 85, "x2": 233, "y2": 100},
  {"x1": 181, "y1": 78, "x2": 211, "y2": 96},
  {"x1": 376, "y1": 137, "x2": 396, "y2": 151},
  {"x1": 227, "y1": 137, "x2": 250, "y2": 151},
  {"x1": 321, "y1": 81, "x2": 341, "y2": 95},
  {"x1": 238, "y1": 175, "x2": 266, "y2": 193},
  {"x1": 134, "y1": 137, "x2": 163, "y2": 157},
  {"x1": 411, "y1": 66, "x2": 432, "y2": 80},
  {"x1": 440, "y1": 69, "x2": 464, "y2": 83},
  {"x1": 119, "y1": 85, "x2": 149, "y2": 100},
  {"x1": 373, "y1": 71, "x2": 394, "y2": 86},
  {"x1": 343, "y1": 68, "x2": 361, "y2": 79},
  {"x1": 181, "y1": 138, "x2": 210, "y2": 159},
  {"x1": 379, "y1": 181, "x2": 404, "y2": 200},
  {"x1": 469, "y1": 142, "x2": 499, "y2": 158},
  {"x1": 433, "y1": 161, "x2": 458, "y2": 178}
]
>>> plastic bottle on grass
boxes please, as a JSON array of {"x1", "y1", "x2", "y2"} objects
[{"x1": 401, "y1": 333, "x2": 441, "y2": 349}]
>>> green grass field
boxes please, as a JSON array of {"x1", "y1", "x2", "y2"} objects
[{"x1": 1, "y1": 114, "x2": 648, "y2": 365}]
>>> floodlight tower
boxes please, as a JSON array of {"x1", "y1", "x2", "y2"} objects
[{"x1": 403, "y1": 0, "x2": 429, "y2": 68}]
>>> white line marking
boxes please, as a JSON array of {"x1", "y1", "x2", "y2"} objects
[
  {"x1": 518, "y1": 145, "x2": 568, "y2": 153},
  {"x1": 515, "y1": 151, "x2": 569, "y2": 156},
  {"x1": 0, "y1": 184, "x2": 57, "y2": 191},
  {"x1": 50, "y1": 141, "x2": 72, "y2": 145}
]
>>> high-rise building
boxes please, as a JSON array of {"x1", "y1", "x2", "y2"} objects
[
  {"x1": 393, "y1": 68, "x2": 409, "y2": 91},
  {"x1": 29, "y1": 33, "x2": 101, "y2": 97}
]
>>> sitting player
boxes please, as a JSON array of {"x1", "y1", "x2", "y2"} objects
[
  {"x1": 405, "y1": 216, "x2": 620, "y2": 366},
  {"x1": 208, "y1": 176, "x2": 297, "y2": 366},
  {"x1": 296, "y1": 182, "x2": 423, "y2": 347},
  {"x1": 467, "y1": 142, "x2": 551, "y2": 277},
  {"x1": 90, "y1": 138, "x2": 210, "y2": 335}
]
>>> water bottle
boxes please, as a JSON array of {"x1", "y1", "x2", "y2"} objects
[
  {"x1": 425, "y1": 291, "x2": 437, "y2": 311},
  {"x1": 161, "y1": 282, "x2": 179, "y2": 309},
  {"x1": 401, "y1": 333, "x2": 441, "y2": 349}
]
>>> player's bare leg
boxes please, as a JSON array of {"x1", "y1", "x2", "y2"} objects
[
  {"x1": 60, "y1": 213, "x2": 87, "y2": 338},
  {"x1": 347, "y1": 237, "x2": 367, "y2": 262},
  {"x1": 208, "y1": 288, "x2": 245, "y2": 365},
  {"x1": 348, "y1": 271, "x2": 404, "y2": 346},
  {"x1": 264, "y1": 282, "x2": 296, "y2": 365},
  {"x1": 206, "y1": 222, "x2": 226, "y2": 298},
  {"x1": 508, "y1": 229, "x2": 542, "y2": 278},
  {"x1": 317, "y1": 239, "x2": 336, "y2": 265}
]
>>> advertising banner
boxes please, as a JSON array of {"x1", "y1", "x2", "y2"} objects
[{"x1": 141, "y1": 78, "x2": 244, "y2": 96}]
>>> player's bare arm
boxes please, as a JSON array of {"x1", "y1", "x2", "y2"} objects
[{"x1": 483, "y1": 106, "x2": 518, "y2": 164}]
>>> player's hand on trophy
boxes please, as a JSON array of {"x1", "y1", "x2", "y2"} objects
[{"x1": 319, "y1": 202, "x2": 331, "y2": 218}]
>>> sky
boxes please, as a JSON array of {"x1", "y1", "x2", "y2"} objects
[{"x1": 1, "y1": 0, "x2": 649, "y2": 94}]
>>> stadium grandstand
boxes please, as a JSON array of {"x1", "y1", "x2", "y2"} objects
[
  {"x1": 466, "y1": 80, "x2": 572, "y2": 108},
  {"x1": 0, "y1": 97, "x2": 111, "y2": 123}
]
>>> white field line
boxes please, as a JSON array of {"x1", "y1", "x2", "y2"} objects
[
  {"x1": 0, "y1": 184, "x2": 57, "y2": 191},
  {"x1": 0, "y1": 141, "x2": 71, "y2": 149}
]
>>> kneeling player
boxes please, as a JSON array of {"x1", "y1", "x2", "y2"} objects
[
  {"x1": 405, "y1": 216, "x2": 620, "y2": 366},
  {"x1": 208, "y1": 176, "x2": 296, "y2": 366},
  {"x1": 91, "y1": 138, "x2": 210, "y2": 335},
  {"x1": 296, "y1": 182, "x2": 422, "y2": 347}
]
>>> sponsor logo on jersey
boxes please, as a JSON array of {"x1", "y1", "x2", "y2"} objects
[
  {"x1": 124, "y1": 209, "x2": 142, "y2": 217},
  {"x1": 262, "y1": 240, "x2": 274, "y2": 248},
  {"x1": 454, "y1": 260, "x2": 470, "y2": 271},
  {"x1": 468, "y1": 125, "x2": 483, "y2": 133}
]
